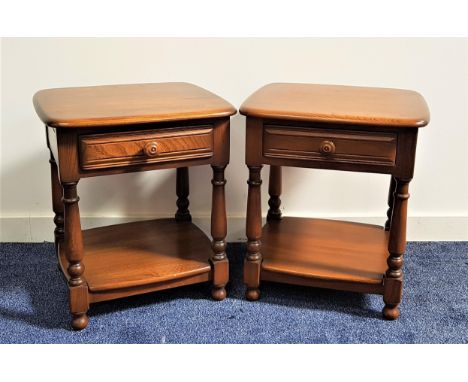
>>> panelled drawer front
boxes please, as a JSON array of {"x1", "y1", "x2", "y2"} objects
[
  {"x1": 263, "y1": 125, "x2": 397, "y2": 166},
  {"x1": 79, "y1": 125, "x2": 214, "y2": 170}
]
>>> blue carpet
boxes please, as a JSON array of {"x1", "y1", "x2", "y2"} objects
[{"x1": 0, "y1": 242, "x2": 467, "y2": 343}]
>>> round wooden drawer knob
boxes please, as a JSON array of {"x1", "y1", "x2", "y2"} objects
[
  {"x1": 319, "y1": 140, "x2": 335, "y2": 155},
  {"x1": 143, "y1": 142, "x2": 159, "y2": 157}
]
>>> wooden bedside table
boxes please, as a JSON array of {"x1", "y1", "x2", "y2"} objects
[
  {"x1": 240, "y1": 83, "x2": 429, "y2": 320},
  {"x1": 33, "y1": 82, "x2": 236, "y2": 330}
]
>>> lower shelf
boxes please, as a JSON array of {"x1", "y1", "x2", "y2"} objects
[
  {"x1": 59, "y1": 219, "x2": 212, "y2": 299},
  {"x1": 261, "y1": 217, "x2": 389, "y2": 291}
]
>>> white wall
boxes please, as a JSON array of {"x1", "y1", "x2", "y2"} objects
[{"x1": 1, "y1": 38, "x2": 467, "y2": 241}]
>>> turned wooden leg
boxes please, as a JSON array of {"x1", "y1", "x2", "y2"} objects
[
  {"x1": 267, "y1": 166, "x2": 282, "y2": 221},
  {"x1": 49, "y1": 153, "x2": 64, "y2": 256},
  {"x1": 175, "y1": 167, "x2": 192, "y2": 222},
  {"x1": 62, "y1": 181, "x2": 89, "y2": 330},
  {"x1": 384, "y1": 176, "x2": 397, "y2": 231},
  {"x1": 210, "y1": 165, "x2": 228, "y2": 301},
  {"x1": 245, "y1": 165, "x2": 263, "y2": 301},
  {"x1": 383, "y1": 178, "x2": 410, "y2": 320}
]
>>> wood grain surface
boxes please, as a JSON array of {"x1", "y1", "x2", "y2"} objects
[
  {"x1": 242, "y1": 83, "x2": 426, "y2": 319},
  {"x1": 38, "y1": 83, "x2": 233, "y2": 329},
  {"x1": 263, "y1": 124, "x2": 397, "y2": 166},
  {"x1": 79, "y1": 125, "x2": 214, "y2": 170},
  {"x1": 240, "y1": 83, "x2": 429, "y2": 127},
  {"x1": 34, "y1": 82, "x2": 236, "y2": 128},
  {"x1": 58, "y1": 219, "x2": 212, "y2": 292},
  {"x1": 261, "y1": 217, "x2": 389, "y2": 284}
]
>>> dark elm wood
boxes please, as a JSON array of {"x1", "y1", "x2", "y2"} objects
[
  {"x1": 267, "y1": 166, "x2": 282, "y2": 221},
  {"x1": 248, "y1": 119, "x2": 404, "y2": 175},
  {"x1": 210, "y1": 165, "x2": 228, "y2": 300},
  {"x1": 175, "y1": 167, "x2": 191, "y2": 222},
  {"x1": 263, "y1": 125, "x2": 397, "y2": 167},
  {"x1": 385, "y1": 176, "x2": 397, "y2": 231},
  {"x1": 241, "y1": 83, "x2": 428, "y2": 320},
  {"x1": 35, "y1": 82, "x2": 235, "y2": 330}
]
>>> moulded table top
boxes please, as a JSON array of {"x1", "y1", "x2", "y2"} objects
[
  {"x1": 33, "y1": 82, "x2": 237, "y2": 128},
  {"x1": 240, "y1": 83, "x2": 430, "y2": 128}
]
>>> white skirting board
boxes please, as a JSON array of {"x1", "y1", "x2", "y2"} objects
[{"x1": 1, "y1": 215, "x2": 467, "y2": 242}]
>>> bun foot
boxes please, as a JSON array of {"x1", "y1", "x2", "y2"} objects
[
  {"x1": 382, "y1": 304, "x2": 400, "y2": 320},
  {"x1": 71, "y1": 313, "x2": 89, "y2": 330},
  {"x1": 212, "y1": 286, "x2": 227, "y2": 301},
  {"x1": 246, "y1": 288, "x2": 260, "y2": 301}
]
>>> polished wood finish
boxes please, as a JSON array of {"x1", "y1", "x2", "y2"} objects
[
  {"x1": 58, "y1": 219, "x2": 212, "y2": 292},
  {"x1": 90, "y1": 273, "x2": 211, "y2": 303},
  {"x1": 36, "y1": 82, "x2": 235, "y2": 330},
  {"x1": 262, "y1": 218, "x2": 388, "y2": 285},
  {"x1": 246, "y1": 119, "x2": 408, "y2": 176},
  {"x1": 263, "y1": 125, "x2": 397, "y2": 167},
  {"x1": 210, "y1": 165, "x2": 229, "y2": 300},
  {"x1": 261, "y1": 271, "x2": 383, "y2": 294},
  {"x1": 383, "y1": 179, "x2": 410, "y2": 320},
  {"x1": 245, "y1": 165, "x2": 263, "y2": 301},
  {"x1": 34, "y1": 82, "x2": 236, "y2": 128},
  {"x1": 267, "y1": 166, "x2": 282, "y2": 221},
  {"x1": 49, "y1": 152, "x2": 64, "y2": 253},
  {"x1": 61, "y1": 181, "x2": 89, "y2": 330},
  {"x1": 48, "y1": 119, "x2": 230, "y2": 180},
  {"x1": 79, "y1": 125, "x2": 214, "y2": 170},
  {"x1": 240, "y1": 83, "x2": 430, "y2": 128},
  {"x1": 242, "y1": 83, "x2": 428, "y2": 320}
]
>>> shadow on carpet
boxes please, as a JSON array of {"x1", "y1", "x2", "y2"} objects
[{"x1": 0, "y1": 242, "x2": 467, "y2": 343}]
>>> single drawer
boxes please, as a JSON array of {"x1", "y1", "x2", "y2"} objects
[
  {"x1": 79, "y1": 125, "x2": 213, "y2": 170},
  {"x1": 263, "y1": 125, "x2": 397, "y2": 166}
]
